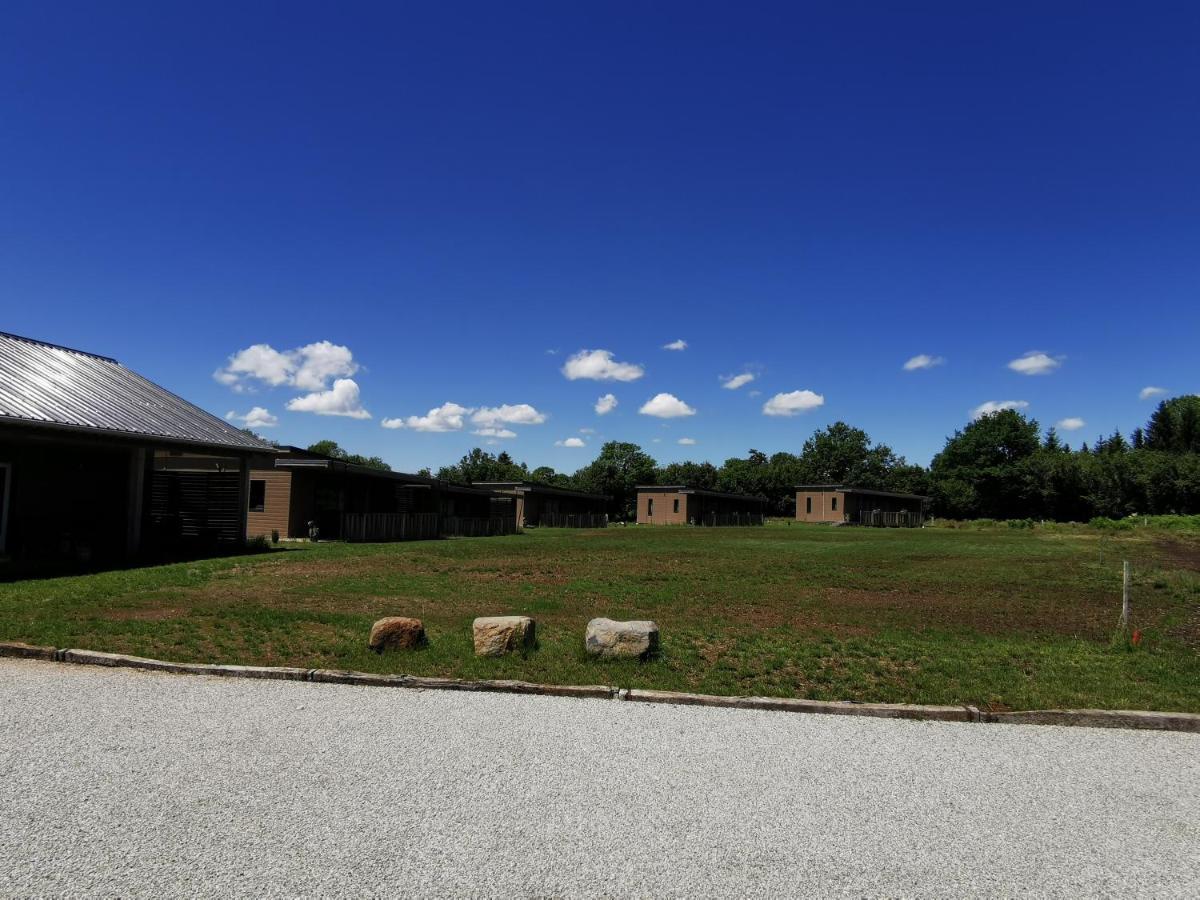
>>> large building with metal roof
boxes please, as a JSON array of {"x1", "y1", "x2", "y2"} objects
[
  {"x1": 0, "y1": 331, "x2": 276, "y2": 565},
  {"x1": 472, "y1": 481, "x2": 610, "y2": 528}
]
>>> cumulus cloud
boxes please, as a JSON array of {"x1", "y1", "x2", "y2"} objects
[
  {"x1": 555, "y1": 437, "x2": 586, "y2": 448},
  {"x1": 1140, "y1": 386, "x2": 1167, "y2": 400},
  {"x1": 721, "y1": 373, "x2": 755, "y2": 390},
  {"x1": 677, "y1": 437, "x2": 697, "y2": 445},
  {"x1": 762, "y1": 390, "x2": 824, "y2": 417},
  {"x1": 562, "y1": 349, "x2": 644, "y2": 382},
  {"x1": 639, "y1": 393, "x2": 696, "y2": 418},
  {"x1": 663, "y1": 339, "x2": 688, "y2": 351},
  {"x1": 903, "y1": 354, "x2": 945, "y2": 371},
  {"x1": 382, "y1": 401, "x2": 471, "y2": 432},
  {"x1": 594, "y1": 393, "x2": 618, "y2": 415},
  {"x1": 473, "y1": 427, "x2": 517, "y2": 439},
  {"x1": 215, "y1": 341, "x2": 359, "y2": 392},
  {"x1": 1056, "y1": 417, "x2": 1086, "y2": 431},
  {"x1": 1008, "y1": 351, "x2": 1062, "y2": 376},
  {"x1": 286, "y1": 379, "x2": 371, "y2": 419},
  {"x1": 472, "y1": 404, "x2": 547, "y2": 427},
  {"x1": 225, "y1": 407, "x2": 278, "y2": 428},
  {"x1": 972, "y1": 399, "x2": 1029, "y2": 419}
]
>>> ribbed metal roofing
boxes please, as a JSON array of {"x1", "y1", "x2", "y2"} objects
[{"x1": 0, "y1": 331, "x2": 275, "y2": 452}]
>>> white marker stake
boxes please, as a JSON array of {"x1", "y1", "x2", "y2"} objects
[{"x1": 1121, "y1": 560, "x2": 1131, "y2": 628}]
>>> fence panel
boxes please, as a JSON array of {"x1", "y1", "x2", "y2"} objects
[
  {"x1": 857, "y1": 509, "x2": 923, "y2": 528},
  {"x1": 538, "y1": 512, "x2": 609, "y2": 528},
  {"x1": 441, "y1": 516, "x2": 520, "y2": 538},
  {"x1": 341, "y1": 513, "x2": 440, "y2": 542},
  {"x1": 698, "y1": 512, "x2": 765, "y2": 527}
]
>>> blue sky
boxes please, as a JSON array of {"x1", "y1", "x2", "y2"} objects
[{"x1": 2, "y1": 2, "x2": 1197, "y2": 471}]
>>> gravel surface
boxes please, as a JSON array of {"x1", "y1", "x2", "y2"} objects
[{"x1": 1, "y1": 658, "x2": 1197, "y2": 898}]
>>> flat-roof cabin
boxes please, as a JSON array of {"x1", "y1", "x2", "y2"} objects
[
  {"x1": 795, "y1": 484, "x2": 928, "y2": 527},
  {"x1": 635, "y1": 486, "x2": 765, "y2": 526},
  {"x1": 474, "y1": 481, "x2": 610, "y2": 528}
]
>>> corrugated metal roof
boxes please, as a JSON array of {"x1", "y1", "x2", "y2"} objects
[{"x1": 0, "y1": 331, "x2": 275, "y2": 452}]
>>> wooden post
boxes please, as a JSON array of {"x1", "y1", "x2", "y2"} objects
[
  {"x1": 125, "y1": 447, "x2": 147, "y2": 558},
  {"x1": 1120, "y1": 560, "x2": 1131, "y2": 628}
]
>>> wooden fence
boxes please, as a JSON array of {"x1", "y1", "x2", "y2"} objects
[
  {"x1": 340, "y1": 513, "x2": 440, "y2": 542},
  {"x1": 537, "y1": 513, "x2": 609, "y2": 529},
  {"x1": 441, "y1": 516, "x2": 520, "y2": 538},
  {"x1": 857, "y1": 509, "x2": 923, "y2": 528},
  {"x1": 697, "y1": 512, "x2": 765, "y2": 527}
]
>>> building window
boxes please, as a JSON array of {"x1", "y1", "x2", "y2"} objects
[
  {"x1": 805, "y1": 496, "x2": 812, "y2": 514},
  {"x1": 673, "y1": 498, "x2": 680, "y2": 514},
  {"x1": 249, "y1": 479, "x2": 266, "y2": 513},
  {"x1": 647, "y1": 498, "x2": 654, "y2": 517},
  {"x1": 0, "y1": 463, "x2": 10, "y2": 553},
  {"x1": 831, "y1": 496, "x2": 838, "y2": 512}
]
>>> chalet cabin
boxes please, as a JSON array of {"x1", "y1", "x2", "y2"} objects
[
  {"x1": 0, "y1": 331, "x2": 276, "y2": 568},
  {"x1": 475, "y1": 481, "x2": 610, "y2": 528},
  {"x1": 795, "y1": 484, "x2": 928, "y2": 527},
  {"x1": 246, "y1": 447, "x2": 515, "y2": 541},
  {"x1": 635, "y1": 486, "x2": 766, "y2": 526}
]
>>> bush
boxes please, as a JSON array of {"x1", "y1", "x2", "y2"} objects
[
  {"x1": 247, "y1": 534, "x2": 272, "y2": 550},
  {"x1": 271, "y1": 529, "x2": 280, "y2": 544},
  {"x1": 1007, "y1": 518, "x2": 1036, "y2": 529}
]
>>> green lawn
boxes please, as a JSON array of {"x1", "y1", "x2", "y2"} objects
[{"x1": 2, "y1": 523, "x2": 1198, "y2": 712}]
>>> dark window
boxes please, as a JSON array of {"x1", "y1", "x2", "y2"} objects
[
  {"x1": 249, "y1": 479, "x2": 266, "y2": 513},
  {"x1": 831, "y1": 496, "x2": 838, "y2": 512},
  {"x1": 673, "y1": 498, "x2": 680, "y2": 514},
  {"x1": 647, "y1": 498, "x2": 654, "y2": 517},
  {"x1": 805, "y1": 496, "x2": 812, "y2": 514}
]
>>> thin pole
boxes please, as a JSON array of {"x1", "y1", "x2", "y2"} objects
[{"x1": 1120, "y1": 560, "x2": 1131, "y2": 628}]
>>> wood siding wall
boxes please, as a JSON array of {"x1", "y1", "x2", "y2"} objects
[
  {"x1": 795, "y1": 490, "x2": 846, "y2": 523},
  {"x1": 246, "y1": 469, "x2": 292, "y2": 539},
  {"x1": 636, "y1": 491, "x2": 689, "y2": 525}
]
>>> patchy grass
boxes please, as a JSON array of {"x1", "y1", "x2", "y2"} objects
[{"x1": 2, "y1": 523, "x2": 1198, "y2": 712}]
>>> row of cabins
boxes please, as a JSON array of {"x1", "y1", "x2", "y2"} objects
[
  {"x1": 634, "y1": 486, "x2": 926, "y2": 527},
  {"x1": 0, "y1": 331, "x2": 925, "y2": 569}
]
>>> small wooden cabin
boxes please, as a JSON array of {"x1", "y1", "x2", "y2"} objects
[
  {"x1": 635, "y1": 486, "x2": 766, "y2": 526},
  {"x1": 795, "y1": 484, "x2": 927, "y2": 527},
  {"x1": 475, "y1": 481, "x2": 610, "y2": 528},
  {"x1": 246, "y1": 447, "x2": 516, "y2": 541}
]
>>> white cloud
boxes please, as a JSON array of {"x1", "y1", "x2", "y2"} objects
[
  {"x1": 1008, "y1": 351, "x2": 1062, "y2": 376},
  {"x1": 1056, "y1": 417, "x2": 1086, "y2": 431},
  {"x1": 677, "y1": 437, "x2": 697, "y2": 445},
  {"x1": 562, "y1": 349, "x2": 645, "y2": 382},
  {"x1": 579, "y1": 427, "x2": 596, "y2": 434},
  {"x1": 214, "y1": 341, "x2": 360, "y2": 392},
  {"x1": 225, "y1": 406, "x2": 279, "y2": 428},
  {"x1": 639, "y1": 393, "x2": 696, "y2": 419},
  {"x1": 286, "y1": 379, "x2": 371, "y2": 419},
  {"x1": 903, "y1": 354, "x2": 945, "y2": 371},
  {"x1": 382, "y1": 401, "x2": 472, "y2": 432},
  {"x1": 473, "y1": 427, "x2": 517, "y2": 439},
  {"x1": 652, "y1": 437, "x2": 662, "y2": 443},
  {"x1": 1140, "y1": 386, "x2": 1167, "y2": 400},
  {"x1": 471, "y1": 404, "x2": 547, "y2": 427},
  {"x1": 721, "y1": 373, "x2": 755, "y2": 390},
  {"x1": 555, "y1": 437, "x2": 586, "y2": 448},
  {"x1": 762, "y1": 390, "x2": 824, "y2": 417},
  {"x1": 972, "y1": 399, "x2": 1029, "y2": 419},
  {"x1": 748, "y1": 390, "x2": 762, "y2": 398},
  {"x1": 663, "y1": 339, "x2": 688, "y2": 351},
  {"x1": 594, "y1": 393, "x2": 618, "y2": 415}
]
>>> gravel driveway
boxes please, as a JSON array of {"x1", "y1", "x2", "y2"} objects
[{"x1": 1, "y1": 658, "x2": 1197, "y2": 898}]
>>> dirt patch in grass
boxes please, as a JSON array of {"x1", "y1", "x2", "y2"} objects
[
  {"x1": 1155, "y1": 538, "x2": 1200, "y2": 573},
  {"x1": 105, "y1": 606, "x2": 188, "y2": 621}
]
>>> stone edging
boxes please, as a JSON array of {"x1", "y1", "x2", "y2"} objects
[{"x1": 2, "y1": 641, "x2": 1197, "y2": 733}]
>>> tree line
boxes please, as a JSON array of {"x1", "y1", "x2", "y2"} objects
[{"x1": 309, "y1": 395, "x2": 1200, "y2": 522}]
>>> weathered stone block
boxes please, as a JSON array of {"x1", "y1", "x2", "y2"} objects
[
  {"x1": 585, "y1": 618, "x2": 660, "y2": 659},
  {"x1": 368, "y1": 617, "x2": 427, "y2": 653},
  {"x1": 472, "y1": 616, "x2": 536, "y2": 657}
]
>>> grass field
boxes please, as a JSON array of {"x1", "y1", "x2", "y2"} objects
[{"x1": 2, "y1": 523, "x2": 1198, "y2": 712}]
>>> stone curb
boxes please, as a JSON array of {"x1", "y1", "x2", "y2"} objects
[{"x1": 2, "y1": 641, "x2": 1197, "y2": 733}]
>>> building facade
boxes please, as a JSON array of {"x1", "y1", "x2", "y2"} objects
[
  {"x1": 635, "y1": 486, "x2": 766, "y2": 526},
  {"x1": 795, "y1": 485, "x2": 927, "y2": 527},
  {"x1": 475, "y1": 482, "x2": 609, "y2": 527}
]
